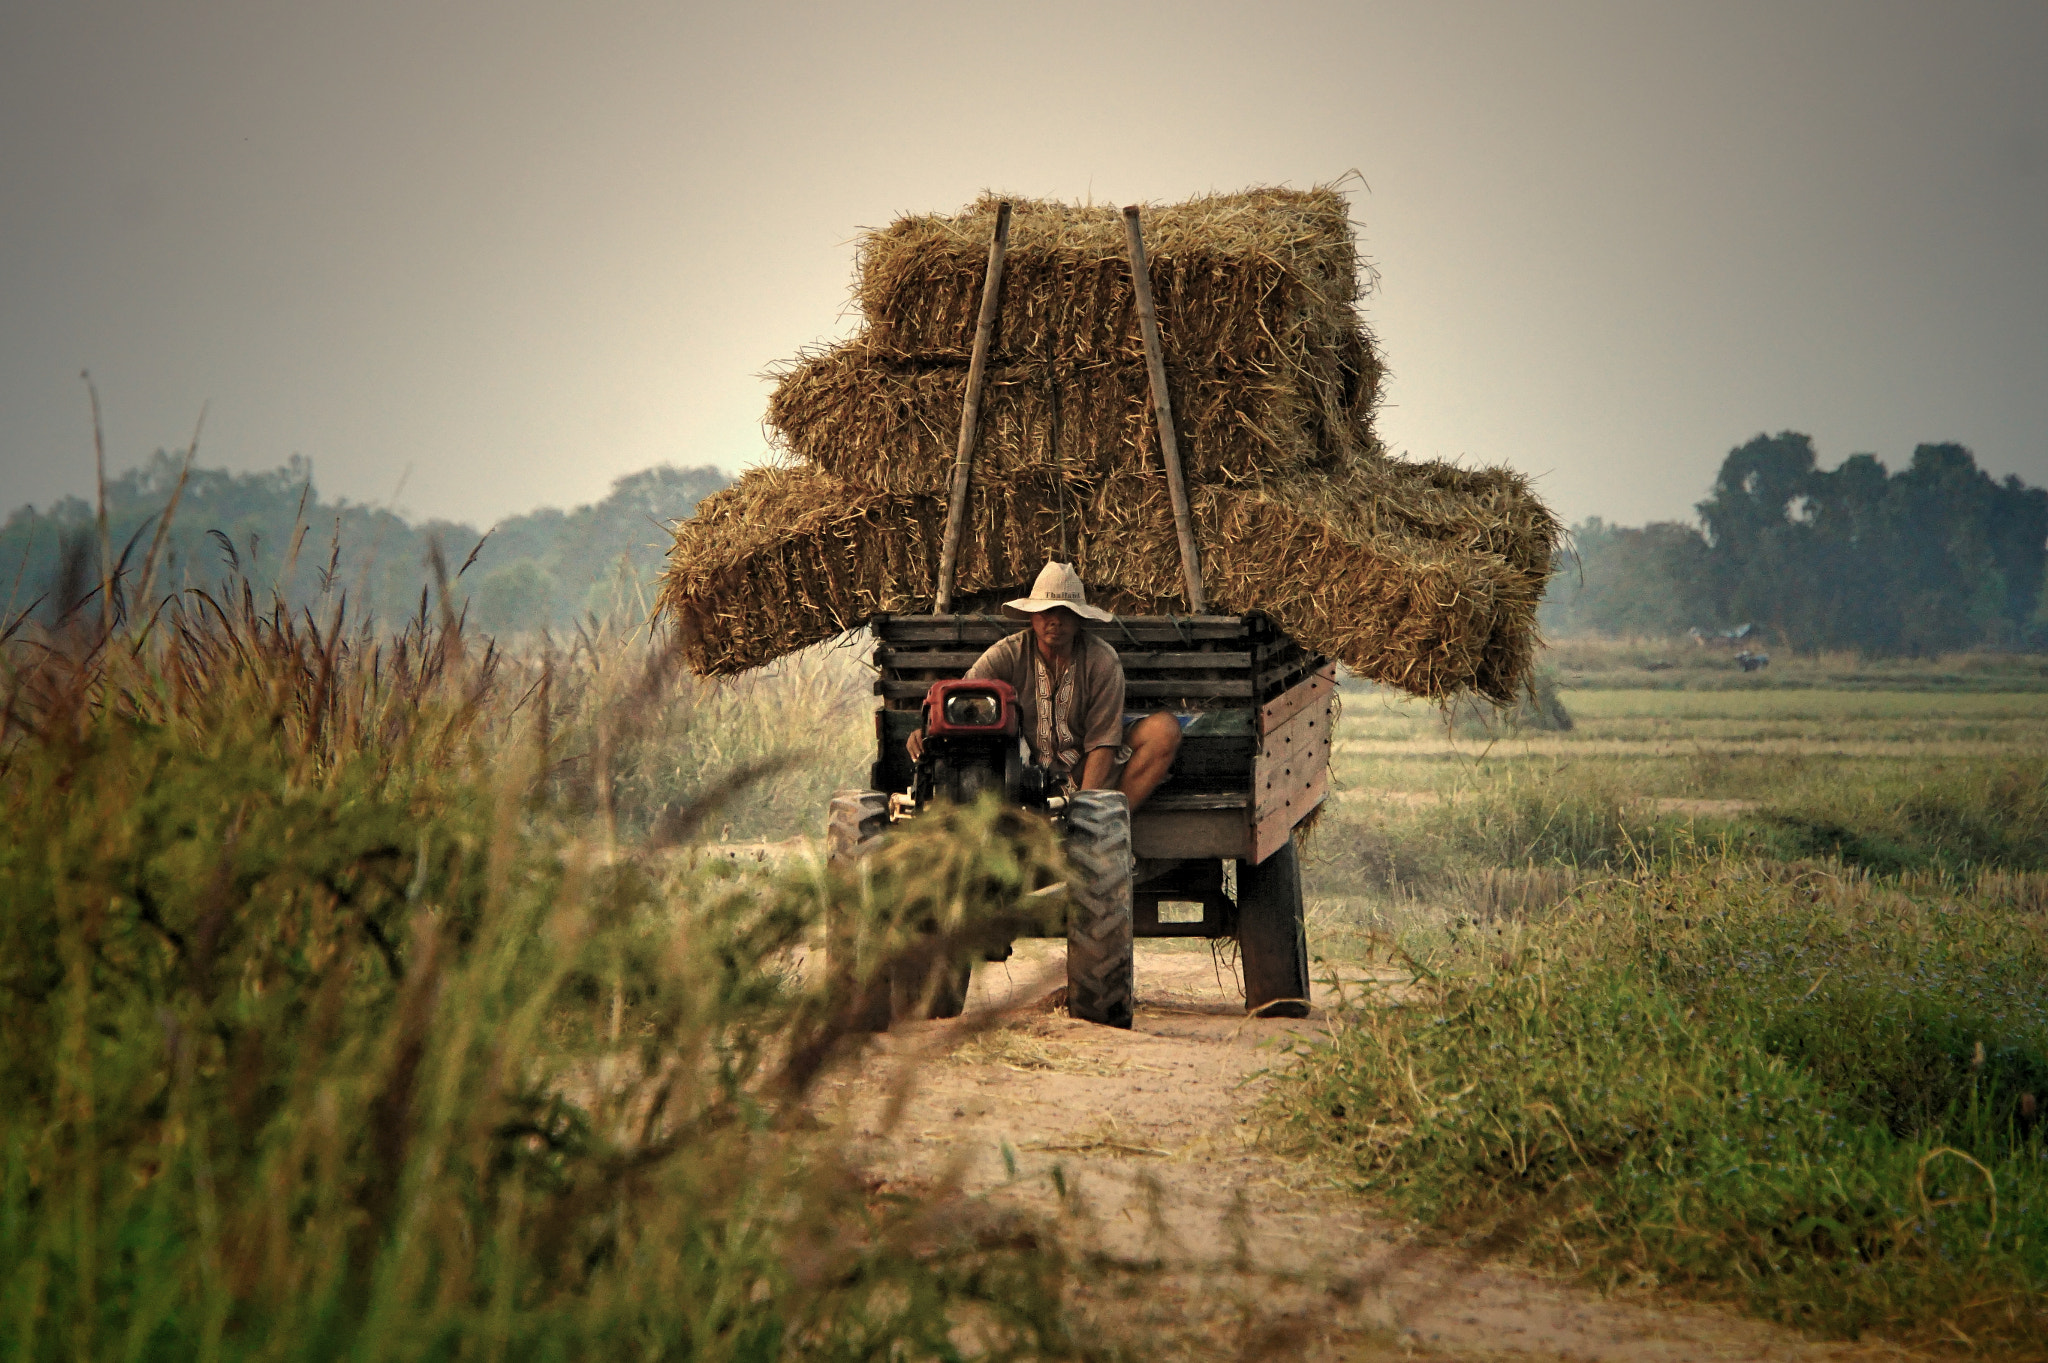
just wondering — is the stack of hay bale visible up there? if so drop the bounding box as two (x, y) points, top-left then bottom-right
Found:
(658, 187), (1559, 701)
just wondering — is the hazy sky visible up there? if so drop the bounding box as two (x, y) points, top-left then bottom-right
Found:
(4, 1), (2044, 531)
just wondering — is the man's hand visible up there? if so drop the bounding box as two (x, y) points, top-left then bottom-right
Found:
(906, 728), (924, 761)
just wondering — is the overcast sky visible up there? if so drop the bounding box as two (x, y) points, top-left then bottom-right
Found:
(3, 1), (2043, 532)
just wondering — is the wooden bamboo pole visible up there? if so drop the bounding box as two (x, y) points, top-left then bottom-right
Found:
(1123, 205), (1205, 613)
(934, 201), (1012, 614)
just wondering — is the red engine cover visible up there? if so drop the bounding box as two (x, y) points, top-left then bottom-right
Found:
(922, 678), (1020, 739)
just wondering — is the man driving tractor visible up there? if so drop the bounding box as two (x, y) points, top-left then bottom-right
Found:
(906, 562), (1183, 811)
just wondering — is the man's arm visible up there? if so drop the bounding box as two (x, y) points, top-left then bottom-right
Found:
(1079, 746), (1118, 790)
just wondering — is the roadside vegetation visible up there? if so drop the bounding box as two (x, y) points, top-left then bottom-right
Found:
(1286, 652), (2048, 1353)
(12, 457), (2048, 1356)
(1279, 859), (2048, 1351)
(0, 555), (1102, 1361)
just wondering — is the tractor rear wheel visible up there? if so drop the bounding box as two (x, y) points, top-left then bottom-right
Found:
(1063, 790), (1134, 1028)
(1238, 840), (1309, 1018)
(825, 790), (891, 1031)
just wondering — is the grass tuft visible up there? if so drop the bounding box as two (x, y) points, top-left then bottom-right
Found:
(1275, 859), (2048, 1352)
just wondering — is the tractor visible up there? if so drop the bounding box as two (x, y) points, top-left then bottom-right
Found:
(826, 605), (1334, 1028)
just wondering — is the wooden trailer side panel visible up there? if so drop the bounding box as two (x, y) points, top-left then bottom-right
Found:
(1250, 665), (1336, 864)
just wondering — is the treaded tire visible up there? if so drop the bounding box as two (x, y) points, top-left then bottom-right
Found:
(1063, 790), (1134, 1029)
(825, 790), (891, 1032)
(1238, 840), (1310, 1018)
(825, 789), (971, 1025)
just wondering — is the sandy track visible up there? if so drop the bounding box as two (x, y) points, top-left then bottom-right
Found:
(820, 942), (1912, 1362)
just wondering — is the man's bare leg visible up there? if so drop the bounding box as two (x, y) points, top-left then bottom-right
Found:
(1117, 712), (1182, 813)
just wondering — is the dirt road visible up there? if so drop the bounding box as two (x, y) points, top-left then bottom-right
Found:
(820, 942), (1910, 1362)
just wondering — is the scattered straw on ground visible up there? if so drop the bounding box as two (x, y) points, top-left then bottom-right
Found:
(947, 1025), (1134, 1078)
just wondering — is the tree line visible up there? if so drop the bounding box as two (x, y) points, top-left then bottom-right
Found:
(2, 450), (730, 635)
(22, 434), (2040, 655)
(1542, 433), (2048, 653)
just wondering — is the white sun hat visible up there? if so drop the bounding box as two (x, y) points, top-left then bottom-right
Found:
(1001, 561), (1114, 623)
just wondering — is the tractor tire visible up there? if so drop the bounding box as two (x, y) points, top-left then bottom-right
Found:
(1062, 790), (1134, 1029)
(825, 789), (970, 1025)
(825, 790), (891, 1032)
(1238, 840), (1310, 1018)
(826, 789), (889, 866)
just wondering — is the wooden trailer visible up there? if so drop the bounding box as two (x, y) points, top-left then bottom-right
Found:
(854, 609), (1335, 1020)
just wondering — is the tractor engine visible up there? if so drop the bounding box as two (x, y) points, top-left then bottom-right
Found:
(909, 678), (1054, 813)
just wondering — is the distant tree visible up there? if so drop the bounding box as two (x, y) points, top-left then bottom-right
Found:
(1543, 433), (2048, 654)
(1695, 432), (2047, 654)
(1696, 432), (1830, 643)
(1541, 518), (1713, 637)
(0, 454), (730, 639)
(467, 464), (728, 631)
(0, 450), (462, 629)
(469, 561), (560, 636)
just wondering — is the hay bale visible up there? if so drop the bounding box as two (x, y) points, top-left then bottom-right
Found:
(657, 184), (1561, 700)
(1267, 456), (1561, 580)
(1085, 474), (1548, 702)
(661, 466), (1549, 701)
(856, 188), (1373, 377)
(659, 465), (1102, 676)
(765, 341), (1368, 494)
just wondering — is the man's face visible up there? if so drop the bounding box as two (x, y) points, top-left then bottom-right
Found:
(1029, 607), (1081, 655)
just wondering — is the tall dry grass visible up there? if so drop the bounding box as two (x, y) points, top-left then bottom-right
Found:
(0, 556), (1108, 1361)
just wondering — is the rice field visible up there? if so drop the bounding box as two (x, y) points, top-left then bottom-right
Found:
(1332, 684), (2048, 804)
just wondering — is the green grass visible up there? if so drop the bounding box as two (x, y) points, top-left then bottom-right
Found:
(1291, 660), (2048, 1352)
(0, 581), (1107, 1362)
(1314, 682), (2048, 894)
(1275, 860), (2048, 1352)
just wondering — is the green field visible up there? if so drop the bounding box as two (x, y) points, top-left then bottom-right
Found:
(1541, 636), (2048, 693)
(1338, 685), (2048, 786)
(1303, 677), (2048, 908)
(1287, 661), (2048, 1354)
